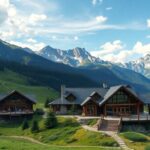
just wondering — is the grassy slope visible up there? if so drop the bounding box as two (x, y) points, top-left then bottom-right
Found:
(120, 132), (150, 150)
(0, 69), (59, 107)
(0, 137), (119, 150)
(0, 117), (118, 148)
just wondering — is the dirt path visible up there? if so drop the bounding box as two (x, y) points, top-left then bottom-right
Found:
(82, 125), (132, 150)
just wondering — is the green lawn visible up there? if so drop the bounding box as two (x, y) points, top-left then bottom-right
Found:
(120, 132), (150, 150)
(0, 137), (119, 150)
(0, 117), (118, 148)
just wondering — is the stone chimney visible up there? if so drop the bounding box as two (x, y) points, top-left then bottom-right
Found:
(61, 85), (65, 104)
(102, 83), (108, 89)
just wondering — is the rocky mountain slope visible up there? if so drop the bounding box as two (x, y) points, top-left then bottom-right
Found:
(118, 54), (150, 78)
(38, 46), (107, 67)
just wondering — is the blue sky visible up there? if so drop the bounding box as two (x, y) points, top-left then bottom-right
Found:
(0, 0), (150, 62)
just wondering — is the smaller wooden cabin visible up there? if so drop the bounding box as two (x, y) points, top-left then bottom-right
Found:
(0, 90), (36, 116)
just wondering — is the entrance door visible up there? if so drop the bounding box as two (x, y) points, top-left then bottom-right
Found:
(87, 105), (97, 116)
(113, 106), (129, 116)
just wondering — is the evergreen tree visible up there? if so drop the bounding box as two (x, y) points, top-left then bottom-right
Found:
(31, 120), (39, 133)
(22, 118), (29, 130)
(44, 111), (57, 129)
(44, 98), (50, 108)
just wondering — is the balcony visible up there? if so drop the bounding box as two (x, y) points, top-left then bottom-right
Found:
(0, 110), (34, 116)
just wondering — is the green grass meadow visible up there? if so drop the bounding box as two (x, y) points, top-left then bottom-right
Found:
(0, 69), (59, 107)
(120, 132), (150, 150)
(0, 117), (118, 148)
(0, 137), (120, 150)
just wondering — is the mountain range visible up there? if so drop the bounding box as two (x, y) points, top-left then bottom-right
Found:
(38, 45), (150, 80)
(118, 54), (150, 79)
(0, 39), (150, 99)
(37, 46), (106, 67)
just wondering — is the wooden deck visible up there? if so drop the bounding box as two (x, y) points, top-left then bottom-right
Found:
(0, 111), (34, 116)
(102, 114), (150, 121)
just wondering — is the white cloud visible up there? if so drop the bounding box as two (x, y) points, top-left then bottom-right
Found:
(92, 0), (103, 5)
(29, 14), (47, 25)
(91, 41), (150, 63)
(52, 35), (57, 40)
(147, 19), (150, 28)
(27, 38), (37, 43)
(74, 36), (79, 41)
(146, 35), (150, 38)
(92, 40), (124, 56)
(10, 40), (45, 51)
(96, 16), (107, 22)
(106, 7), (112, 10)
(133, 41), (150, 54)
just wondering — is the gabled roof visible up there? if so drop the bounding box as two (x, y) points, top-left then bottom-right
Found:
(81, 91), (102, 106)
(99, 85), (144, 106)
(50, 98), (76, 105)
(0, 90), (36, 104)
(50, 84), (146, 106)
(50, 87), (108, 105)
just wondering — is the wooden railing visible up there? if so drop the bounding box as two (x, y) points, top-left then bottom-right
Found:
(0, 111), (34, 115)
(122, 114), (150, 121)
(117, 117), (122, 133)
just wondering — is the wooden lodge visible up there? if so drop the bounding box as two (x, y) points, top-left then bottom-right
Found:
(49, 85), (149, 118)
(0, 90), (36, 117)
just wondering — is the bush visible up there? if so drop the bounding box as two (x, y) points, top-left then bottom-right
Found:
(22, 119), (29, 130)
(35, 108), (44, 115)
(65, 137), (77, 143)
(100, 139), (118, 147)
(87, 119), (98, 126)
(145, 144), (150, 150)
(31, 120), (39, 133)
(63, 118), (80, 127)
(44, 111), (57, 129)
(44, 98), (50, 108)
(122, 132), (148, 142)
(48, 135), (58, 141)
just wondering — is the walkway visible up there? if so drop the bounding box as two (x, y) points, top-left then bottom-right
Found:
(82, 125), (132, 150)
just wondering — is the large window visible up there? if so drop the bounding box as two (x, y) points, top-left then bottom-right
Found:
(107, 90), (129, 104)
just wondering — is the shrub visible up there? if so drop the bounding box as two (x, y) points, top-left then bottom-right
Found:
(31, 120), (39, 133)
(100, 139), (118, 147)
(22, 119), (29, 130)
(48, 135), (58, 141)
(65, 137), (77, 143)
(87, 119), (98, 126)
(63, 118), (79, 127)
(35, 108), (44, 115)
(122, 132), (148, 142)
(145, 144), (150, 150)
(44, 98), (50, 108)
(44, 111), (57, 129)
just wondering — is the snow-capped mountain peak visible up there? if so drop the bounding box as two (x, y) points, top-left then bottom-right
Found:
(37, 46), (104, 67)
(118, 54), (150, 78)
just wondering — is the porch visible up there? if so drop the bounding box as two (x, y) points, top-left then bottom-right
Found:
(101, 113), (150, 121)
(0, 111), (34, 116)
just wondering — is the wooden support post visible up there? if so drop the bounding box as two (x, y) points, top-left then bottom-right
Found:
(104, 105), (106, 117)
(137, 102), (140, 121)
(148, 104), (150, 115)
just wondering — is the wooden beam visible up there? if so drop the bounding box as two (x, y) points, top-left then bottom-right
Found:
(137, 102), (140, 120)
(104, 104), (106, 117)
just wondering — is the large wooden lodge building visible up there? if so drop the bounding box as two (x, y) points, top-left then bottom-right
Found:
(50, 85), (150, 117)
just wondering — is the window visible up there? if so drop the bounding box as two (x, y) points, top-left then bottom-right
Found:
(107, 90), (129, 104)
(65, 93), (76, 101)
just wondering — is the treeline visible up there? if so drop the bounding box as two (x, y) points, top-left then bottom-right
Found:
(0, 59), (97, 90)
